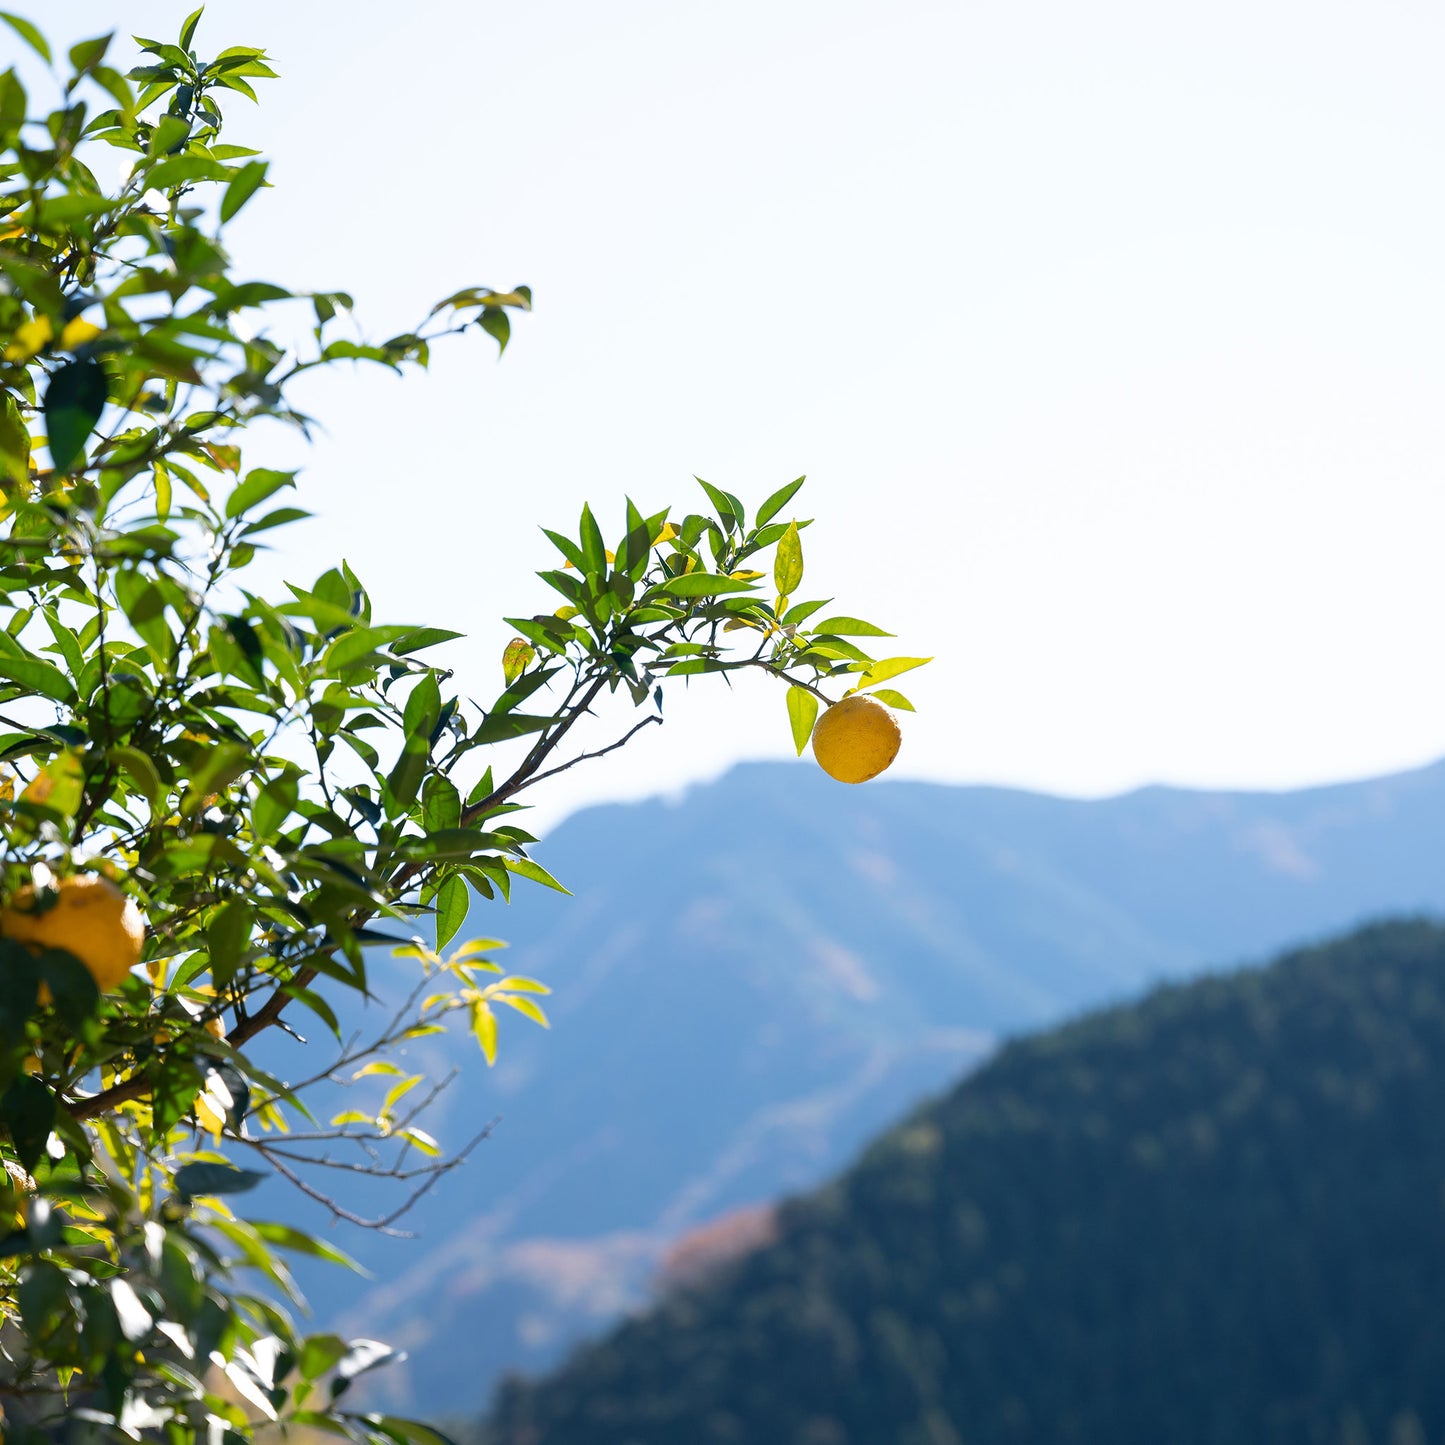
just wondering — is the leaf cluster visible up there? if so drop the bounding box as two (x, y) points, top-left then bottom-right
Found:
(0, 8), (926, 1442)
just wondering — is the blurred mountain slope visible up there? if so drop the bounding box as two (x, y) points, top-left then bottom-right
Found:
(278, 757), (1445, 1414)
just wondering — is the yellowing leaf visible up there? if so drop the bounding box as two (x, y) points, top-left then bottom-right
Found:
(471, 999), (498, 1064)
(194, 1089), (226, 1142)
(854, 656), (932, 688)
(652, 521), (678, 544)
(21, 751), (84, 819)
(498, 993), (549, 1028)
(728, 569), (765, 581)
(774, 520), (803, 596)
(866, 687), (916, 712)
(3, 314), (53, 362)
(786, 686), (820, 756)
(58, 317), (102, 350)
(502, 636), (535, 684)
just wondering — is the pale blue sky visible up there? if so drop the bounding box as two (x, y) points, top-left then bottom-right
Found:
(35, 1), (1445, 821)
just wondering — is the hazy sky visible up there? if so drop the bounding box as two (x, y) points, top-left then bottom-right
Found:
(38, 1), (1445, 822)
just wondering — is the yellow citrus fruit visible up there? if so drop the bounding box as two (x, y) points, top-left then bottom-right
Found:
(811, 694), (902, 784)
(1, 874), (146, 994)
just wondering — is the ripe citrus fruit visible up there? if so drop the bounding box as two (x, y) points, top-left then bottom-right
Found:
(811, 694), (902, 784)
(1, 873), (146, 994)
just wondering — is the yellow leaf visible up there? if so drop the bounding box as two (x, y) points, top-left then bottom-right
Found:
(471, 999), (498, 1064)
(194, 1090), (226, 1142)
(652, 521), (678, 545)
(3, 314), (53, 362)
(728, 569), (765, 581)
(774, 520), (804, 596)
(58, 317), (102, 350)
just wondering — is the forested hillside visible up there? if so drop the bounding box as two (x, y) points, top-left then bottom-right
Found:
(296, 758), (1445, 1414)
(476, 919), (1445, 1445)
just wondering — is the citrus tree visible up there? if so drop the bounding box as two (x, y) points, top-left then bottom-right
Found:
(0, 10), (926, 1442)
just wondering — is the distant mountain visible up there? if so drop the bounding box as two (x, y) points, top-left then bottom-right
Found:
(275, 758), (1445, 1417)
(474, 918), (1445, 1445)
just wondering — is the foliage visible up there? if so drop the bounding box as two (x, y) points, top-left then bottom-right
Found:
(0, 9), (922, 1442)
(477, 919), (1445, 1445)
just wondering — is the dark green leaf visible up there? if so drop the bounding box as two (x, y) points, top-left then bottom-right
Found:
(43, 359), (107, 474)
(173, 1161), (265, 1199)
(1, 1076), (54, 1172)
(578, 503), (606, 576)
(479, 306), (510, 353)
(220, 159), (268, 222)
(39, 948), (100, 1029)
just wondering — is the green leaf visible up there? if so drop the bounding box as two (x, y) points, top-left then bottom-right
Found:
(173, 1162), (266, 1199)
(220, 159), (268, 222)
(225, 466), (294, 518)
(659, 573), (757, 599)
(0, 13), (51, 63)
(298, 1333), (351, 1381)
(39, 948), (100, 1029)
(43, 358), (107, 474)
(253, 772), (298, 838)
(755, 475), (805, 527)
(180, 741), (251, 816)
(324, 625), (413, 670)
(435, 875), (469, 950)
(855, 655), (933, 688)
(696, 477), (741, 531)
(178, 6), (205, 50)
(774, 520), (804, 597)
(786, 686), (819, 756)
(867, 687), (915, 712)
(251, 1221), (364, 1272)
(207, 899), (254, 983)
(374, 1417), (465, 1445)
(578, 503), (606, 576)
(479, 306), (510, 353)
(811, 616), (894, 638)
(110, 746), (164, 805)
(0, 391), (30, 486)
(1, 1076), (54, 1172)
(541, 528), (587, 570)
(0, 655), (76, 704)
(504, 857), (570, 894)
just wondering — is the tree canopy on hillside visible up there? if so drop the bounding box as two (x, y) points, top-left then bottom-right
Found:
(479, 919), (1445, 1445)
